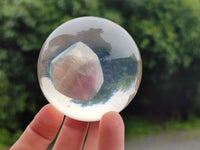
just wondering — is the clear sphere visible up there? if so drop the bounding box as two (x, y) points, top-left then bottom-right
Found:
(37, 16), (142, 121)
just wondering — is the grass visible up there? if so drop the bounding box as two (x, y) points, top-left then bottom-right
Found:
(124, 115), (200, 139)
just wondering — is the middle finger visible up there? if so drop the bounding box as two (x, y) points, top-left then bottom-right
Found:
(53, 117), (89, 150)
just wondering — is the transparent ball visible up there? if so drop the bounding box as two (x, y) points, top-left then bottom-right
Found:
(37, 16), (142, 121)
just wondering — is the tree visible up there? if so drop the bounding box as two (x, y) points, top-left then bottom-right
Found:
(121, 0), (200, 117)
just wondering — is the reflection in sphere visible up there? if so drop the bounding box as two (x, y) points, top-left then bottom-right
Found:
(37, 16), (142, 121)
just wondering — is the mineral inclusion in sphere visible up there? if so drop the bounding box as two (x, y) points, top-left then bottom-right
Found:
(50, 41), (104, 101)
(37, 16), (142, 121)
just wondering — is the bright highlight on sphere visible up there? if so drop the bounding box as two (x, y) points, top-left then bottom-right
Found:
(37, 16), (142, 121)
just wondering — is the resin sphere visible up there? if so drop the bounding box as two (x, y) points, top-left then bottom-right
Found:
(37, 16), (142, 121)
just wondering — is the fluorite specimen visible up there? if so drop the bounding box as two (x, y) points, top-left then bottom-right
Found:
(49, 41), (104, 101)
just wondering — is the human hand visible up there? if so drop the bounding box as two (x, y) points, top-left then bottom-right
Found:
(10, 104), (124, 150)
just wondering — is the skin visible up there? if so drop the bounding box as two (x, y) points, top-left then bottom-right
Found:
(10, 104), (124, 150)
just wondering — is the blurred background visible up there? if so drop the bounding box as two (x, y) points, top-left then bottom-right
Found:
(0, 0), (200, 149)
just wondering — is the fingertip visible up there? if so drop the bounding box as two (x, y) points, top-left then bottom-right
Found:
(29, 104), (64, 140)
(63, 117), (89, 131)
(101, 111), (124, 130)
(40, 104), (64, 124)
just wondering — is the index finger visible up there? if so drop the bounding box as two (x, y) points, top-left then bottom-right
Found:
(10, 104), (64, 150)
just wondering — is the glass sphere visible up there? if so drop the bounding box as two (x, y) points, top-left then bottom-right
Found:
(37, 16), (142, 121)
